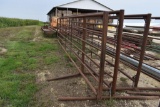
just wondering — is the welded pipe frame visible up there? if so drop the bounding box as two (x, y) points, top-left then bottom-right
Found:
(56, 11), (124, 100)
(54, 11), (160, 101)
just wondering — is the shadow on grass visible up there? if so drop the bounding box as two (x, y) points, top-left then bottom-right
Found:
(43, 32), (57, 38)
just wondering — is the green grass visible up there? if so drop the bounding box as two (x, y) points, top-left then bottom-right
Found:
(44, 56), (59, 65)
(0, 17), (43, 28)
(66, 63), (74, 67)
(105, 99), (115, 107)
(64, 53), (77, 62)
(37, 42), (58, 52)
(0, 26), (59, 107)
(0, 41), (39, 106)
(120, 77), (127, 83)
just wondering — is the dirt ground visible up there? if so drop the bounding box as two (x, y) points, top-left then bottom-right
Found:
(33, 33), (160, 107)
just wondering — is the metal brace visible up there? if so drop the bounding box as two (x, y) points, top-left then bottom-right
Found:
(109, 82), (112, 99)
(132, 74), (137, 87)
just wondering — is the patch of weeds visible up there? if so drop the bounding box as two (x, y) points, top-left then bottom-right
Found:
(0, 26), (60, 106)
(44, 56), (59, 65)
(0, 100), (6, 107)
(37, 42), (58, 52)
(0, 45), (36, 107)
(44, 32), (57, 38)
(52, 33), (57, 38)
(120, 77), (127, 83)
(73, 40), (82, 49)
(0, 57), (5, 66)
(0, 57), (22, 71)
(105, 98), (115, 107)
(0, 72), (37, 107)
(85, 48), (91, 54)
(64, 53), (77, 62)
(64, 54), (70, 61)
(21, 58), (37, 70)
(10, 29), (34, 41)
(6, 41), (35, 52)
(66, 62), (74, 67)
(28, 50), (37, 57)
(0, 35), (39, 106)
(28, 58), (37, 64)
(27, 64), (37, 70)
(70, 54), (77, 62)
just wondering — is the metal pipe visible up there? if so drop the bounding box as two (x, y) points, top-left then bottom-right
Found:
(102, 87), (160, 91)
(97, 12), (109, 100)
(111, 10), (124, 95)
(81, 17), (86, 72)
(58, 95), (159, 101)
(58, 39), (97, 95)
(58, 33), (100, 83)
(90, 40), (160, 81)
(47, 73), (80, 81)
(127, 91), (160, 96)
(120, 54), (160, 79)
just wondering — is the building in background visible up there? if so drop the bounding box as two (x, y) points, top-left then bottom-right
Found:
(47, 0), (113, 27)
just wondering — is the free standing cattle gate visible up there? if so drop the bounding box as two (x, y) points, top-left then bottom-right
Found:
(47, 10), (160, 101)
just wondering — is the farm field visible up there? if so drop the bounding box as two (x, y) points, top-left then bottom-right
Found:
(0, 17), (43, 28)
(0, 26), (159, 107)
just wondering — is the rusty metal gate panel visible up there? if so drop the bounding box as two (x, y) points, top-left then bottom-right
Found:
(47, 10), (160, 101)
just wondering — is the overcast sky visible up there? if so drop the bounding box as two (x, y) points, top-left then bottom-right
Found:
(0, 0), (160, 22)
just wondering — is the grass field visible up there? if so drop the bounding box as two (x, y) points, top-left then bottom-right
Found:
(0, 26), (59, 107)
(0, 17), (43, 28)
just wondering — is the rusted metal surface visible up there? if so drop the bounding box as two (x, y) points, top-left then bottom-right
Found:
(81, 17), (86, 73)
(48, 10), (160, 101)
(151, 17), (160, 19)
(127, 91), (160, 96)
(58, 96), (159, 101)
(134, 14), (151, 87)
(58, 39), (97, 95)
(47, 73), (80, 81)
(97, 12), (109, 100)
(111, 10), (124, 96)
(41, 26), (57, 35)
(102, 87), (160, 91)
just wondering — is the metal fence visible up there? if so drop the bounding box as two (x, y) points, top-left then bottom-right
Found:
(47, 10), (160, 101)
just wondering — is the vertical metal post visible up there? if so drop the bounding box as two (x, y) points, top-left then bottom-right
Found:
(134, 14), (151, 87)
(111, 10), (124, 96)
(64, 19), (67, 49)
(56, 8), (58, 17)
(59, 18), (62, 43)
(81, 17), (86, 72)
(71, 18), (73, 49)
(91, 34), (93, 58)
(60, 18), (61, 33)
(69, 18), (72, 54)
(56, 18), (59, 37)
(77, 9), (78, 15)
(97, 12), (109, 100)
